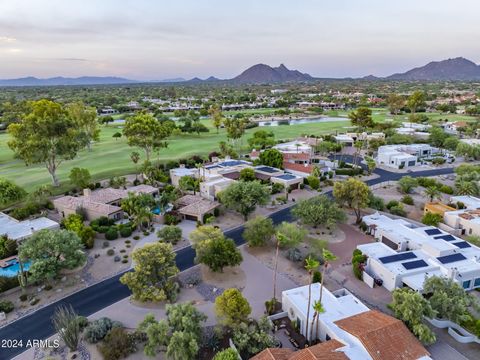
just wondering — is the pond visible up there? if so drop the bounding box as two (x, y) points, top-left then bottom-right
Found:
(257, 116), (347, 127)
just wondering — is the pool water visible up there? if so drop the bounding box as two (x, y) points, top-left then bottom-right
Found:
(0, 259), (30, 277)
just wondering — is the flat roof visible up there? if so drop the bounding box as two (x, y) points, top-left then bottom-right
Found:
(0, 213), (59, 241)
(256, 166), (280, 174)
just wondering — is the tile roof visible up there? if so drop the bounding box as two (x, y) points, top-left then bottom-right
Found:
(334, 310), (429, 360)
(251, 340), (347, 360)
(283, 162), (313, 174)
(250, 348), (293, 360)
(178, 199), (219, 217)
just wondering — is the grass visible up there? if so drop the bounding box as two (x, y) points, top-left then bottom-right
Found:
(0, 107), (475, 193)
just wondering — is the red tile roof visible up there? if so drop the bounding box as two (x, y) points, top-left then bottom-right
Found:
(251, 340), (348, 360)
(283, 162), (313, 174)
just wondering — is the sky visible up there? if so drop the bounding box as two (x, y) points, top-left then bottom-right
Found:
(0, 0), (479, 80)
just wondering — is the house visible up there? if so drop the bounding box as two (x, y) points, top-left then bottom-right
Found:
(0, 212), (59, 242)
(443, 195), (480, 237)
(53, 185), (158, 221)
(333, 134), (354, 147)
(276, 284), (430, 359)
(169, 166), (200, 187)
(175, 195), (219, 223)
(424, 202), (455, 216)
(376, 144), (442, 169)
(444, 121), (468, 134)
(395, 127), (430, 139)
(360, 213), (480, 292)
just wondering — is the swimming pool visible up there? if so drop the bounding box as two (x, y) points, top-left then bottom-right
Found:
(0, 259), (30, 277)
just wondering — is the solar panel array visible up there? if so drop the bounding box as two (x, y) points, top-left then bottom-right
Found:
(425, 228), (442, 236)
(433, 234), (456, 241)
(256, 166), (278, 173)
(379, 252), (417, 264)
(452, 241), (472, 249)
(402, 259), (429, 270)
(437, 253), (467, 264)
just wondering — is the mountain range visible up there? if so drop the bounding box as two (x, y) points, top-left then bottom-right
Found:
(1, 57), (480, 86)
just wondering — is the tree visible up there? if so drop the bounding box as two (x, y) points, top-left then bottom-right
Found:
(239, 167), (256, 181)
(123, 113), (171, 161)
(7, 99), (87, 186)
(120, 242), (179, 302)
(223, 117), (246, 154)
(248, 130), (275, 150)
(191, 226), (242, 272)
(455, 179), (480, 196)
(130, 151), (141, 180)
(112, 131), (122, 140)
(293, 195), (346, 229)
(0, 178), (26, 207)
(157, 225), (182, 244)
(272, 222), (306, 300)
(333, 178), (371, 223)
(348, 107), (373, 130)
(407, 91), (426, 120)
(428, 127), (448, 148)
(18, 229), (86, 284)
(0, 235), (17, 259)
(304, 256), (320, 344)
(423, 276), (478, 324)
(306, 175), (320, 190)
(121, 192), (156, 230)
(390, 288), (436, 345)
(69, 167), (91, 189)
(62, 213), (95, 249)
(365, 156), (376, 175)
(424, 186), (442, 202)
(167, 331), (199, 360)
(209, 105), (224, 134)
(386, 93), (405, 115)
(218, 181), (270, 220)
(421, 212), (442, 226)
(165, 302), (207, 338)
(258, 148), (283, 169)
(232, 316), (276, 358)
(213, 348), (239, 360)
(52, 305), (80, 352)
(456, 142), (479, 161)
(137, 314), (169, 356)
(215, 288), (251, 326)
(178, 175), (200, 195)
(397, 176), (418, 194)
(243, 216), (275, 247)
(66, 101), (99, 151)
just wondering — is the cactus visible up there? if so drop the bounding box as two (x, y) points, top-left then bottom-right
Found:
(17, 260), (28, 293)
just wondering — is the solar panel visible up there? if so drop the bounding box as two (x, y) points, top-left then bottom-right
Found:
(402, 259), (429, 270)
(425, 228), (442, 236)
(452, 241), (472, 249)
(256, 166), (278, 173)
(379, 252), (417, 264)
(437, 253), (467, 264)
(433, 234), (456, 241)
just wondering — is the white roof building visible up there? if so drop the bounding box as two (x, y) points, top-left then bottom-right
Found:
(460, 138), (480, 146)
(0, 212), (59, 241)
(360, 213), (480, 292)
(273, 140), (313, 154)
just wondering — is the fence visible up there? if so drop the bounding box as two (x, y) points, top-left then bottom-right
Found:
(368, 181), (397, 190)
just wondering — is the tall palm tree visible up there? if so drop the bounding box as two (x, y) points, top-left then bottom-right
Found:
(304, 256), (320, 344)
(134, 206), (153, 230)
(424, 186), (442, 203)
(311, 300), (325, 344)
(456, 180), (480, 196)
(318, 249), (337, 314)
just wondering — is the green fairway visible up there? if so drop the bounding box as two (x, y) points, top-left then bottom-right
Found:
(0, 118), (351, 192)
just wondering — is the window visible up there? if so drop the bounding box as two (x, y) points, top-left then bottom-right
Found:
(474, 278), (480, 288)
(463, 280), (471, 289)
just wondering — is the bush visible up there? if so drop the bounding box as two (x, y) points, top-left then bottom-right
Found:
(271, 182), (284, 194)
(19, 294), (28, 302)
(76, 316), (89, 330)
(0, 236), (18, 259)
(98, 327), (136, 360)
(432, 157), (446, 165)
(439, 184), (454, 194)
(352, 250), (367, 280)
(44, 284), (53, 291)
(368, 195), (385, 211)
(0, 300), (14, 313)
(164, 213), (179, 225)
(417, 177), (437, 188)
(133, 235), (140, 240)
(157, 225), (182, 244)
(107, 249), (115, 256)
(422, 212), (442, 226)
(97, 226), (110, 234)
(390, 204), (407, 217)
(103, 241), (110, 248)
(84, 317), (121, 344)
(306, 175), (320, 190)
(276, 196), (287, 204)
(359, 221), (368, 232)
(119, 226), (132, 238)
(401, 195), (414, 205)
(286, 248), (302, 262)
(265, 298), (278, 315)
(213, 207), (220, 217)
(312, 271), (322, 283)
(0, 276), (19, 293)
(105, 228), (119, 241)
(386, 200), (399, 210)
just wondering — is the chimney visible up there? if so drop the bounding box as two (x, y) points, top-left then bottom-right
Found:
(83, 188), (92, 197)
(179, 164), (186, 169)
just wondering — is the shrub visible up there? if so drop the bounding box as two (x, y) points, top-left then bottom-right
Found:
(84, 317), (121, 344)
(417, 177), (437, 188)
(401, 195), (414, 205)
(386, 200), (399, 210)
(271, 182), (284, 194)
(422, 212), (442, 226)
(312, 271), (322, 283)
(44, 284), (53, 291)
(276, 196), (287, 204)
(0, 276), (19, 293)
(105, 228), (119, 241)
(133, 235), (140, 240)
(306, 175), (320, 190)
(368, 195), (385, 211)
(432, 157), (446, 165)
(103, 241), (110, 248)
(213, 207), (220, 217)
(0, 300), (14, 313)
(19, 294), (28, 302)
(390, 205), (407, 217)
(439, 184), (454, 194)
(164, 213), (179, 225)
(119, 226), (132, 238)
(286, 248), (302, 262)
(97, 226), (110, 234)
(359, 221), (368, 232)
(157, 225), (182, 244)
(76, 316), (89, 330)
(107, 249), (115, 256)
(30, 298), (40, 306)
(0, 236), (18, 259)
(352, 250), (367, 280)
(265, 298), (278, 315)
(98, 327), (136, 360)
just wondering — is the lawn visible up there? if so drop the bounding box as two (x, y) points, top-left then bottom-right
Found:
(0, 118), (351, 192)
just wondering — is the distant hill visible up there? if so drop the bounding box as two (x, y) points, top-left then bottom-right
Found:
(231, 63), (313, 84)
(154, 77), (186, 83)
(386, 57), (480, 81)
(0, 76), (136, 86)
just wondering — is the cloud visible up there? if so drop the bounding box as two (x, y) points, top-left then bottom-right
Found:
(56, 57), (88, 62)
(0, 36), (16, 43)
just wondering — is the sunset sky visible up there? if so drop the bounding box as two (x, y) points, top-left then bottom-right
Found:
(0, 0), (479, 80)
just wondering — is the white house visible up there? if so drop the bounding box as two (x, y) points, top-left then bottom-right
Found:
(0, 212), (59, 242)
(360, 213), (480, 292)
(376, 144), (441, 169)
(281, 284), (430, 360)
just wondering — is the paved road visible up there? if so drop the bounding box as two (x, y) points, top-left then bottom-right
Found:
(0, 165), (455, 359)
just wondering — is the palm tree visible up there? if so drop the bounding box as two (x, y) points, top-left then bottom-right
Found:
(134, 206), (153, 230)
(130, 151), (140, 180)
(304, 256), (319, 344)
(456, 180), (480, 196)
(424, 186), (442, 203)
(318, 249), (337, 314)
(311, 300), (325, 343)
